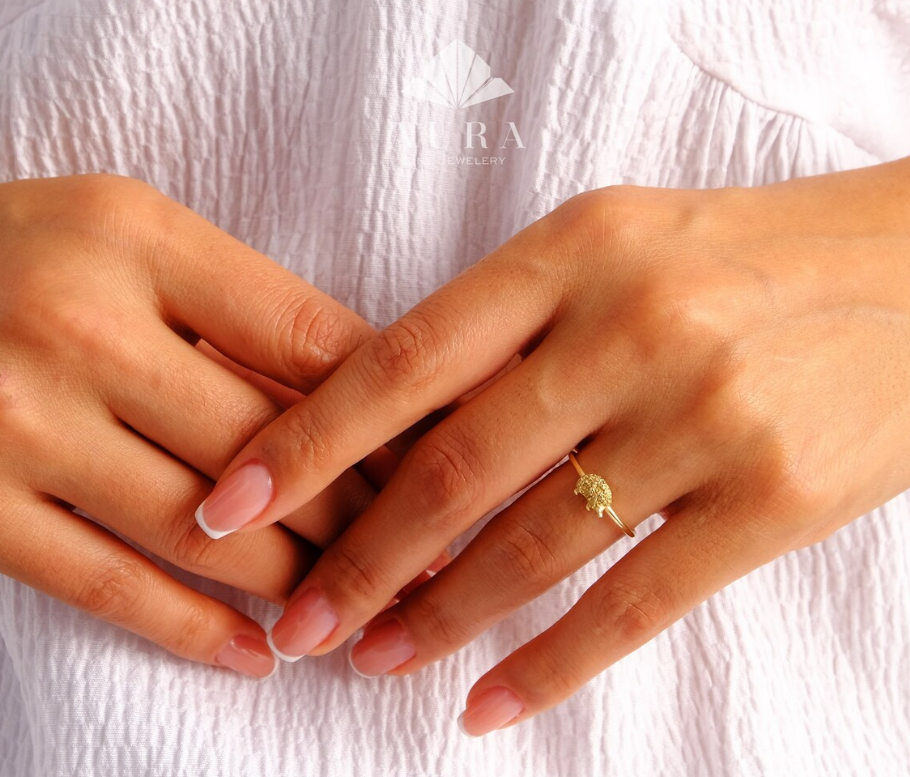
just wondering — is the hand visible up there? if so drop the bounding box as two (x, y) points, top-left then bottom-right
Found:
(0, 173), (385, 677)
(200, 158), (910, 726)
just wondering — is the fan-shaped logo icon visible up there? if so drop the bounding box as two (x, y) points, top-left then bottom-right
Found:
(404, 39), (513, 109)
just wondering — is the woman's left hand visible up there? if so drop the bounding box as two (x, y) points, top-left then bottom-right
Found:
(197, 158), (910, 733)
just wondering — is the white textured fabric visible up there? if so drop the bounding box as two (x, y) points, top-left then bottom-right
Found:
(1, 1), (910, 775)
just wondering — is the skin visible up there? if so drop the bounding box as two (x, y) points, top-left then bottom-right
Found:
(0, 173), (397, 675)
(208, 157), (910, 728)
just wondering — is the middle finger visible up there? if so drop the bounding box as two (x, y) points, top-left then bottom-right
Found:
(267, 336), (632, 660)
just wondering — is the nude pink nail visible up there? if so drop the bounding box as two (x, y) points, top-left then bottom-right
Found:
(457, 687), (524, 736)
(195, 461), (273, 539)
(215, 634), (276, 679)
(348, 619), (416, 676)
(268, 588), (340, 662)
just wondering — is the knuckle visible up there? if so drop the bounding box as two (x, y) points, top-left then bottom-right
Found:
(328, 544), (389, 602)
(67, 175), (184, 268)
(262, 401), (333, 475)
(774, 463), (827, 522)
(65, 174), (160, 234)
(365, 310), (446, 397)
(0, 180), (36, 237)
(625, 276), (730, 374)
(554, 186), (642, 250)
(493, 518), (562, 589)
(78, 556), (148, 623)
(524, 644), (578, 701)
(72, 171), (148, 200)
(406, 591), (469, 648)
(165, 600), (213, 659)
(0, 173), (159, 254)
(687, 369), (756, 458)
(0, 369), (40, 452)
(280, 293), (358, 388)
(738, 438), (828, 543)
(229, 402), (281, 454)
(405, 426), (482, 526)
(589, 577), (668, 643)
(207, 397), (281, 466)
(47, 299), (125, 361)
(166, 516), (225, 575)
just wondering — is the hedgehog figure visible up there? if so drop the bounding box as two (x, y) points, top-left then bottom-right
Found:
(573, 473), (613, 518)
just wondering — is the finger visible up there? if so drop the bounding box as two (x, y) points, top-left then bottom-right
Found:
(197, 336), (396, 505)
(456, 497), (796, 736)
(194, 210), (575, 537)
(26, 406), (314, 604)
(347, 428), (701, 676)
(195, 338), (307, 409)
(0, 491), (278, 678)
(353, 444), (401, 492)
(104, 323), (376, 546)
(277, 467), (376, 547)
(154, 202), (374, 393)
(265, 341), (622, 661)
(105, 320), (286, 476)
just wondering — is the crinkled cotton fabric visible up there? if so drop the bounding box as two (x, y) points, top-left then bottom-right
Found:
(1, 1), (909, 775)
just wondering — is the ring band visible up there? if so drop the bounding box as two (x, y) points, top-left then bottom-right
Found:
(568, 449), (635, 538)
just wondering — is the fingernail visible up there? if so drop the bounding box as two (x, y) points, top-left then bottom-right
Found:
(268, 587), (340, 662)
(425, 551), (450, 576)
(348, 618), (416, 676)
(195, 461), (273, 539)
(457, 687), (524, 737)
(215, 634), (276, 679)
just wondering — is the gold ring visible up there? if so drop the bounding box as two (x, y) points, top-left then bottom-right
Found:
(568, 449), (635, 538)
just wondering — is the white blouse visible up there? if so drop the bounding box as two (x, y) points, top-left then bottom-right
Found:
(1, 0), (909, 775)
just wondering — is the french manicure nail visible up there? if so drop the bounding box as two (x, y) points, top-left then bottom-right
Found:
(195, 461), (273, 539)
(457, 687), (524, 737)
(268, 587), (340, 662)
(348, 618), (416, 676)
(215, 634), (276, 679)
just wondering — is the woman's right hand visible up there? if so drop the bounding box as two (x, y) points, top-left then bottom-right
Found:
(0, 173), (378, 677)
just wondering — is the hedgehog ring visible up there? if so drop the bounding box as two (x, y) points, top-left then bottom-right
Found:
(567, 449), (635, 538)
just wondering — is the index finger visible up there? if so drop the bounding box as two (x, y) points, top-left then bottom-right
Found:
(193, 207), (576, 539)
(154, 194), (375, 394)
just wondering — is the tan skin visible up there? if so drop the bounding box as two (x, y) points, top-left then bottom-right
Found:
(2, 161), (908, 721)
(0, 173), (450, 677)
(205, 157), (910, 731)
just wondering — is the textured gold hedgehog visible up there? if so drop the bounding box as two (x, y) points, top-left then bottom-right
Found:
(573, 473), (613, 518)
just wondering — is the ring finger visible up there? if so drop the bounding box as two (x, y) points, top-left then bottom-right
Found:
(26, 404), (315, 604)
(104, 322), (376, 546)
(347, 428), (703, 676)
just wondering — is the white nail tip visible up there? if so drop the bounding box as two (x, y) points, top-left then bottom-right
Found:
(347, 652), (373, 679)
(456, 712), (476, 737)
(266, 631), (304, 663)
(195, 504), (236, 540)
(347, 629), (374, 678)
(264, 660), (280, 679)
